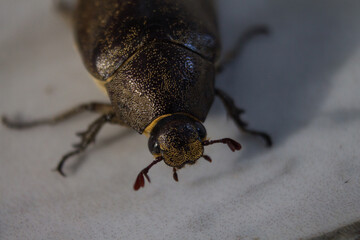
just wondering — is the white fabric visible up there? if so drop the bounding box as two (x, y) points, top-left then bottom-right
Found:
(1, 0), (359, 239)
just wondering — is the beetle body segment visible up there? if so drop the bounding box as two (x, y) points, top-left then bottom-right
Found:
(74, 0), (220, 133)
(106, 41), (215, 132)
(74, 0), (220, 80)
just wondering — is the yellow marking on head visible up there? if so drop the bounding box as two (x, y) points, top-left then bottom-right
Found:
(143, 113), (202, 137)
(143, 114), (173, 137)
(152, 153), (162, 158)
(92, 75), (114, 96)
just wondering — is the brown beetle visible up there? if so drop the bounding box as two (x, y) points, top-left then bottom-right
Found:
(2, 0), (271, 190)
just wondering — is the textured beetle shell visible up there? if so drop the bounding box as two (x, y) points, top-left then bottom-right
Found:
(74, 0), (220, 80)
(106, 41), (215, 132)
(155, 116), (204, 168)
(74, 0), (220, 133)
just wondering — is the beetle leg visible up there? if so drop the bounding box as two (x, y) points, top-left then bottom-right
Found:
(54, 113), (115, 176)
(215, 88), (272, 147)
(215, 25), (269, 73)
(2, 102), (114, 129)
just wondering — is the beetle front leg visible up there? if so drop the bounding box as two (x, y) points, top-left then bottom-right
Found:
(55, 113), (115, 176)
(216, 25), (269, 73)
(2, 102), (114, 129)
(215, 88), (272, 147)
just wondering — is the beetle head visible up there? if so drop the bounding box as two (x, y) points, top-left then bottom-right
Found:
(148, 115), (206, 168)
(133, 114), (242, 190)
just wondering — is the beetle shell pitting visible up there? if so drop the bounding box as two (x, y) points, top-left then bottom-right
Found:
(157, 119), (204, 168)
(74, 0), (220, 80)
(105, 42), (215, 133)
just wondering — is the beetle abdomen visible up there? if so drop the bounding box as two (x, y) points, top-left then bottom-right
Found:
(74, 0), (220, 80)
(105, 41), (215, 133)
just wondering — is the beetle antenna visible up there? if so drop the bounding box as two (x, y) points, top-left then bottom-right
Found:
(202, 138), (242, 152)
(134, 156), (164, 191)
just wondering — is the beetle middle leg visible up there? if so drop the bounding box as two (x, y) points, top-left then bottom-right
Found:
(215, 88), (272, 147)
(216, 25), (269, 73)
(55, 113), (116, 176)
(2, 102), (113, 129)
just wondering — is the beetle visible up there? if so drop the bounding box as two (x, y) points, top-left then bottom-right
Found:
(2, 0), (272, 190)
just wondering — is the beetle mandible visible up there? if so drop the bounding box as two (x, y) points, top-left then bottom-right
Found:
(2, 0), (272, 190)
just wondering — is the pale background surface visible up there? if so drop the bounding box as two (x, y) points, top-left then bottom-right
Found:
(1, 0), (360, 239)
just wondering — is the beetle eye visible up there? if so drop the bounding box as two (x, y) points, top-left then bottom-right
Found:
(194, 121), (206, 139)
(152, 141), (160, 154)
(148, 135), (160, 154)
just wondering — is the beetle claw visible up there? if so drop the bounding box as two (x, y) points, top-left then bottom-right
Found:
(1, 115), (32, 129)
(52, 167), (67, 177)
(2, 115), (19, 128)
(2, 116), (9, 126)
